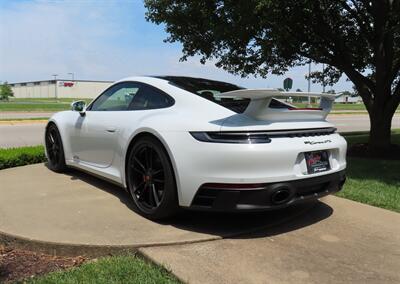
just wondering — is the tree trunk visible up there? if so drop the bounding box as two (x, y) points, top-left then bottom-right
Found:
(368, 105), (393, 155)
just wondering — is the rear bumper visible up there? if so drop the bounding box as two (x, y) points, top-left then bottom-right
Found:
(161, 131), (347, 207)
(190, 170), (346, 212)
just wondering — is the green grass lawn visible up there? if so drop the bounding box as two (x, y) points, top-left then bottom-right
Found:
(0, 102), (70, 111)
(292, 102), (400, 112)
(332, 104), (367, 110)
(292, 102), (367, 110)
(338, 158), (400, 212)
(0, 98), (93, 111)
(343, 129), (400, 145)
(9, 97), (93, 103)
(338, 129), (400, 212)
(28, 255), (179, 284)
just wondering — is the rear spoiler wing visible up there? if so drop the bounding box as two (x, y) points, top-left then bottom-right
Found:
(218, 89), (336, 121)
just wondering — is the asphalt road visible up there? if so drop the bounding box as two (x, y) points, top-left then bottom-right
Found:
(0, 111), (55, 119)
(0, 114), (399, 148)
(0, 123), (45, 148)
(331, 114), (400, 132)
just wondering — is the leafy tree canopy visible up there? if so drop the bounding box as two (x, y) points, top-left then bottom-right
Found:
(145, 0), (400, 152)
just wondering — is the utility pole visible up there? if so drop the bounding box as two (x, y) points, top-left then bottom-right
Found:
(52, 74), (58, 100)
(307, 61), (311, 107)
(68, 72), (74, 82)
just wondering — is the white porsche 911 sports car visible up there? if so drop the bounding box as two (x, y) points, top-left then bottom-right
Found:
(45, 76), (346, 219)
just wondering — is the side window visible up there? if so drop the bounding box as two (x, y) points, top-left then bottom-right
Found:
(129, 85), (173, 110)
(90, 82), (139, 111)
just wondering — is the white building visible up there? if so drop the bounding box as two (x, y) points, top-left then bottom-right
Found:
(9, 79), (113, 99)
(334, 93), (362, 104)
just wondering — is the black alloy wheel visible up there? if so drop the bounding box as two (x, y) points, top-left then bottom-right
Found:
(127, 136), (178, 220)
(45, 124), (67, 172)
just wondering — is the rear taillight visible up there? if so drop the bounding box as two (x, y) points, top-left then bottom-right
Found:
(190, 132), (271, 144)
(190, 128), (336, 144)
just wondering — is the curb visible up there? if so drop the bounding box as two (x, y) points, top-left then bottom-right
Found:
(0, 230), (137, 257)
(0, 120), (48, 125)
(0, 229), (221, 257)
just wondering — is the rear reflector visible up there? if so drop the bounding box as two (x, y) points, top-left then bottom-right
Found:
(202, 183), (266, 190)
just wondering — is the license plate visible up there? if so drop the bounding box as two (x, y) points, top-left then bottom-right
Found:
(304, 151), (330, 174)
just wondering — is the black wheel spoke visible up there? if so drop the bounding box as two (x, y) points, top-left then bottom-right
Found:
(132, 165), (145, 175)
(134, 181), (145, 193)
(137, 184), (148, 201)
(145, 183), (154, 206)
(53, 150), (58, 161)
(49, 134), (54, 144)
(151, 184), (161, 206)
(152, 169), (164, 176)
(134, 157), (146, 172)
(144, 147), (152, 169)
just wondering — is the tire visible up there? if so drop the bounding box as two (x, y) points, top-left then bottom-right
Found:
(126, 136), (179, 220)
(45, 123), (67, 173)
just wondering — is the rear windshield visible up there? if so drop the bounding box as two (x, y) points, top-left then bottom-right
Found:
(155, 76), (251, 113)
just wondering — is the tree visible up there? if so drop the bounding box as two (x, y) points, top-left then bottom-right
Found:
(341, 91), (353, 97)
(0, 82), (14, 101)
(145, 0), (400, 154)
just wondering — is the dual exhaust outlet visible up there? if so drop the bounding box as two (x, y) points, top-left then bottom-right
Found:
(270, 184), (294, 205)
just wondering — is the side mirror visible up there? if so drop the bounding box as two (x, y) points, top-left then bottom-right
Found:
(71, 100), (86, 116)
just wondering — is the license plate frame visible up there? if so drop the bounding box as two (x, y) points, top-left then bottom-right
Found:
(304, 150), (331, 174)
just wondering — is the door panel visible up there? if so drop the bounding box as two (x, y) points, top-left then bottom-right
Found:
(70, 112), (119, 168)
(68, 81), (174, 169)
(70, 82), (140, 168)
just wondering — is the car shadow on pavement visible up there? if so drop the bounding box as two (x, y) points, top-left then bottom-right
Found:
(62, 166), (333, 239)
(167, 202), (333, 239)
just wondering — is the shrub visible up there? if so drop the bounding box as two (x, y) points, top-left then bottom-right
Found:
(0, 82), (14, 101)
(0, 146), (46, 170)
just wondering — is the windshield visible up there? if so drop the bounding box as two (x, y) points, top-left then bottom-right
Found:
(155, 76), (250, 113)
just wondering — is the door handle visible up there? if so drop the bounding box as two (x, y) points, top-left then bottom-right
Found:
(106, 127), (117, 133)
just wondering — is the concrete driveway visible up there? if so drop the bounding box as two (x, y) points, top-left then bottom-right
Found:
(0, 164), (399, 283)
(1, 114), (399, 148)
(141, 197), (400, 283)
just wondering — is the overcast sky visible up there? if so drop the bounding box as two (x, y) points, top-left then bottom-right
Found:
(0, 0), (353, 91)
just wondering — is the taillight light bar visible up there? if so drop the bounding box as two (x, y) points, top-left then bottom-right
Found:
(190, 128), (336, 144)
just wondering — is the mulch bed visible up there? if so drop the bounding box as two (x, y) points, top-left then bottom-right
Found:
(347, 143), (400, 160)
(0, 245), (86, 283)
